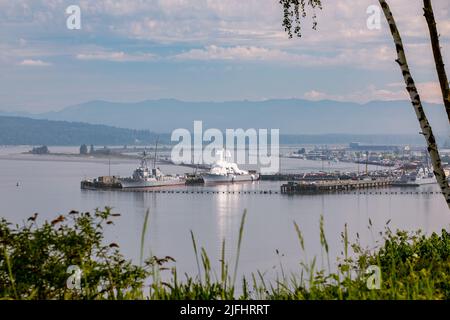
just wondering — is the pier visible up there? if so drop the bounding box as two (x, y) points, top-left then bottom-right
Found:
(260, 171), (394, 182)
(261, 173), (350, 181)
(280, 178), (395, 194)
(81, 176), (122, 190)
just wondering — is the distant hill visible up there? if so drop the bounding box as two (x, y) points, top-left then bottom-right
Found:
(0, 115), (444, 146)
(14, 98), (448, 135)
(0, 116), (163, 146)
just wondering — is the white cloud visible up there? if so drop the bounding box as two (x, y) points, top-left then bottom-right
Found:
(174, 45), (290, 61)
(2, 0), (449, 70)
(173, 44), (395, 69)
(387, 82), (443, 104)
(76, 51), (156, 62)
(1, 0), (450, 110)
(18, 59), (51, 67)
(304, 82), (443, 104)
(304, 90), (328, 100)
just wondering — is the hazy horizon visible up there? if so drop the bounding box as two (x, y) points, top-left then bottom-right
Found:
(1, 0), (449, 112)
(2, 99), (448, 136)
(2, 96), (445, 114)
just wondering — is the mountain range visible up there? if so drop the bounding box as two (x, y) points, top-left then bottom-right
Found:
(1, 98), (448, 135)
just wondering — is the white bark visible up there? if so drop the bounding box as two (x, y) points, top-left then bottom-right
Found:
(379, 0), (450, 209)
(423, 0), (450, 123)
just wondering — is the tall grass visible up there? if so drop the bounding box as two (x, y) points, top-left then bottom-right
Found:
(3, 247), (18, 299)
(1, 208), (449, 300)
(232, 209), (247, 288)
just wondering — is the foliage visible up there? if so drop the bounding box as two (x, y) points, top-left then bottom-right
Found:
(0, 116), (165, 146)
(0, 208), (153, 299)
(1, 208), (449, 300)
(279, 0), (322, 38)
(79, 144), (88, 155)
(30, 145), (49, 155)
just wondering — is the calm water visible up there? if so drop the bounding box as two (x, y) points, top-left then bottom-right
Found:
(0, 146), (448, 281)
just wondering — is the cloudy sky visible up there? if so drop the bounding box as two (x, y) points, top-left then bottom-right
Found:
(0, 0), (449, 112)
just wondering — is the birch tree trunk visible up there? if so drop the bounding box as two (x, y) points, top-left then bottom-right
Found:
(379, 0), (450, 209)
(423, 0), (450, 123)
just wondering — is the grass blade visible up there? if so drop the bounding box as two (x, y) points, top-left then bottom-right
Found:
(190, 230), (202, 283)
(140, 209), (150, 266)
(232, 209), (247, 287)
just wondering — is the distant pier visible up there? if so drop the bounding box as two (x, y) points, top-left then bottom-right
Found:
(261, 173), (348, 181)
(261, 172), (394, 182)
(280, 178), (395, 194)
(81, 176), (122, 190)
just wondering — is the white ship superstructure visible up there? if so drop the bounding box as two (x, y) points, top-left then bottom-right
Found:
(202, 149), (259, 183)
(393, 166), (437, 187)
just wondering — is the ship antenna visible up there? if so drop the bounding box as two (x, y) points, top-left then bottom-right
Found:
(153, 136), (159, 169)
(141, 147), (147, 168)
(365, 150), (369, 176)
(194, 154), (201, 174)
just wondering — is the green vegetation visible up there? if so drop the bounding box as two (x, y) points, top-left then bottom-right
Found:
(0, 116), (166, 146)
(30, 145), (49, 155)
(0, 208), (449, 300)
(0, 115), (443, 147)
(79, 144), (88, 155)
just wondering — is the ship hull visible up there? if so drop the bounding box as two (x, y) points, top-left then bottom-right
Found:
(202, 173), (258, 184)
(392, 178), (437, 187)
(119, 179), (185, 188)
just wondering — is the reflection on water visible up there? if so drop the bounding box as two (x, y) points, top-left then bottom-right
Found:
(0, 147), (449, 281)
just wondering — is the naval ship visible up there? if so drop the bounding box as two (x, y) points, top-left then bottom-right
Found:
(119, 152), (185, 188)
(202, 149), (259, 184)
(392, 166), (437, 187)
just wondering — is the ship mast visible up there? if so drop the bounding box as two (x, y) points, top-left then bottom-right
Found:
(365, 151), (369, 176)
(424, 148), (430, 169)
(141, 148), (148, 168)
(153, 136), (159, 169)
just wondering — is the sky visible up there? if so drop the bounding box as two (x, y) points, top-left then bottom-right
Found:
(0, 0), (449, 112)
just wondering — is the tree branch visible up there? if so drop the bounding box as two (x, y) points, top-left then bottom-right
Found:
(423, 0), (450, 123)
(379, 0), (450, 209)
